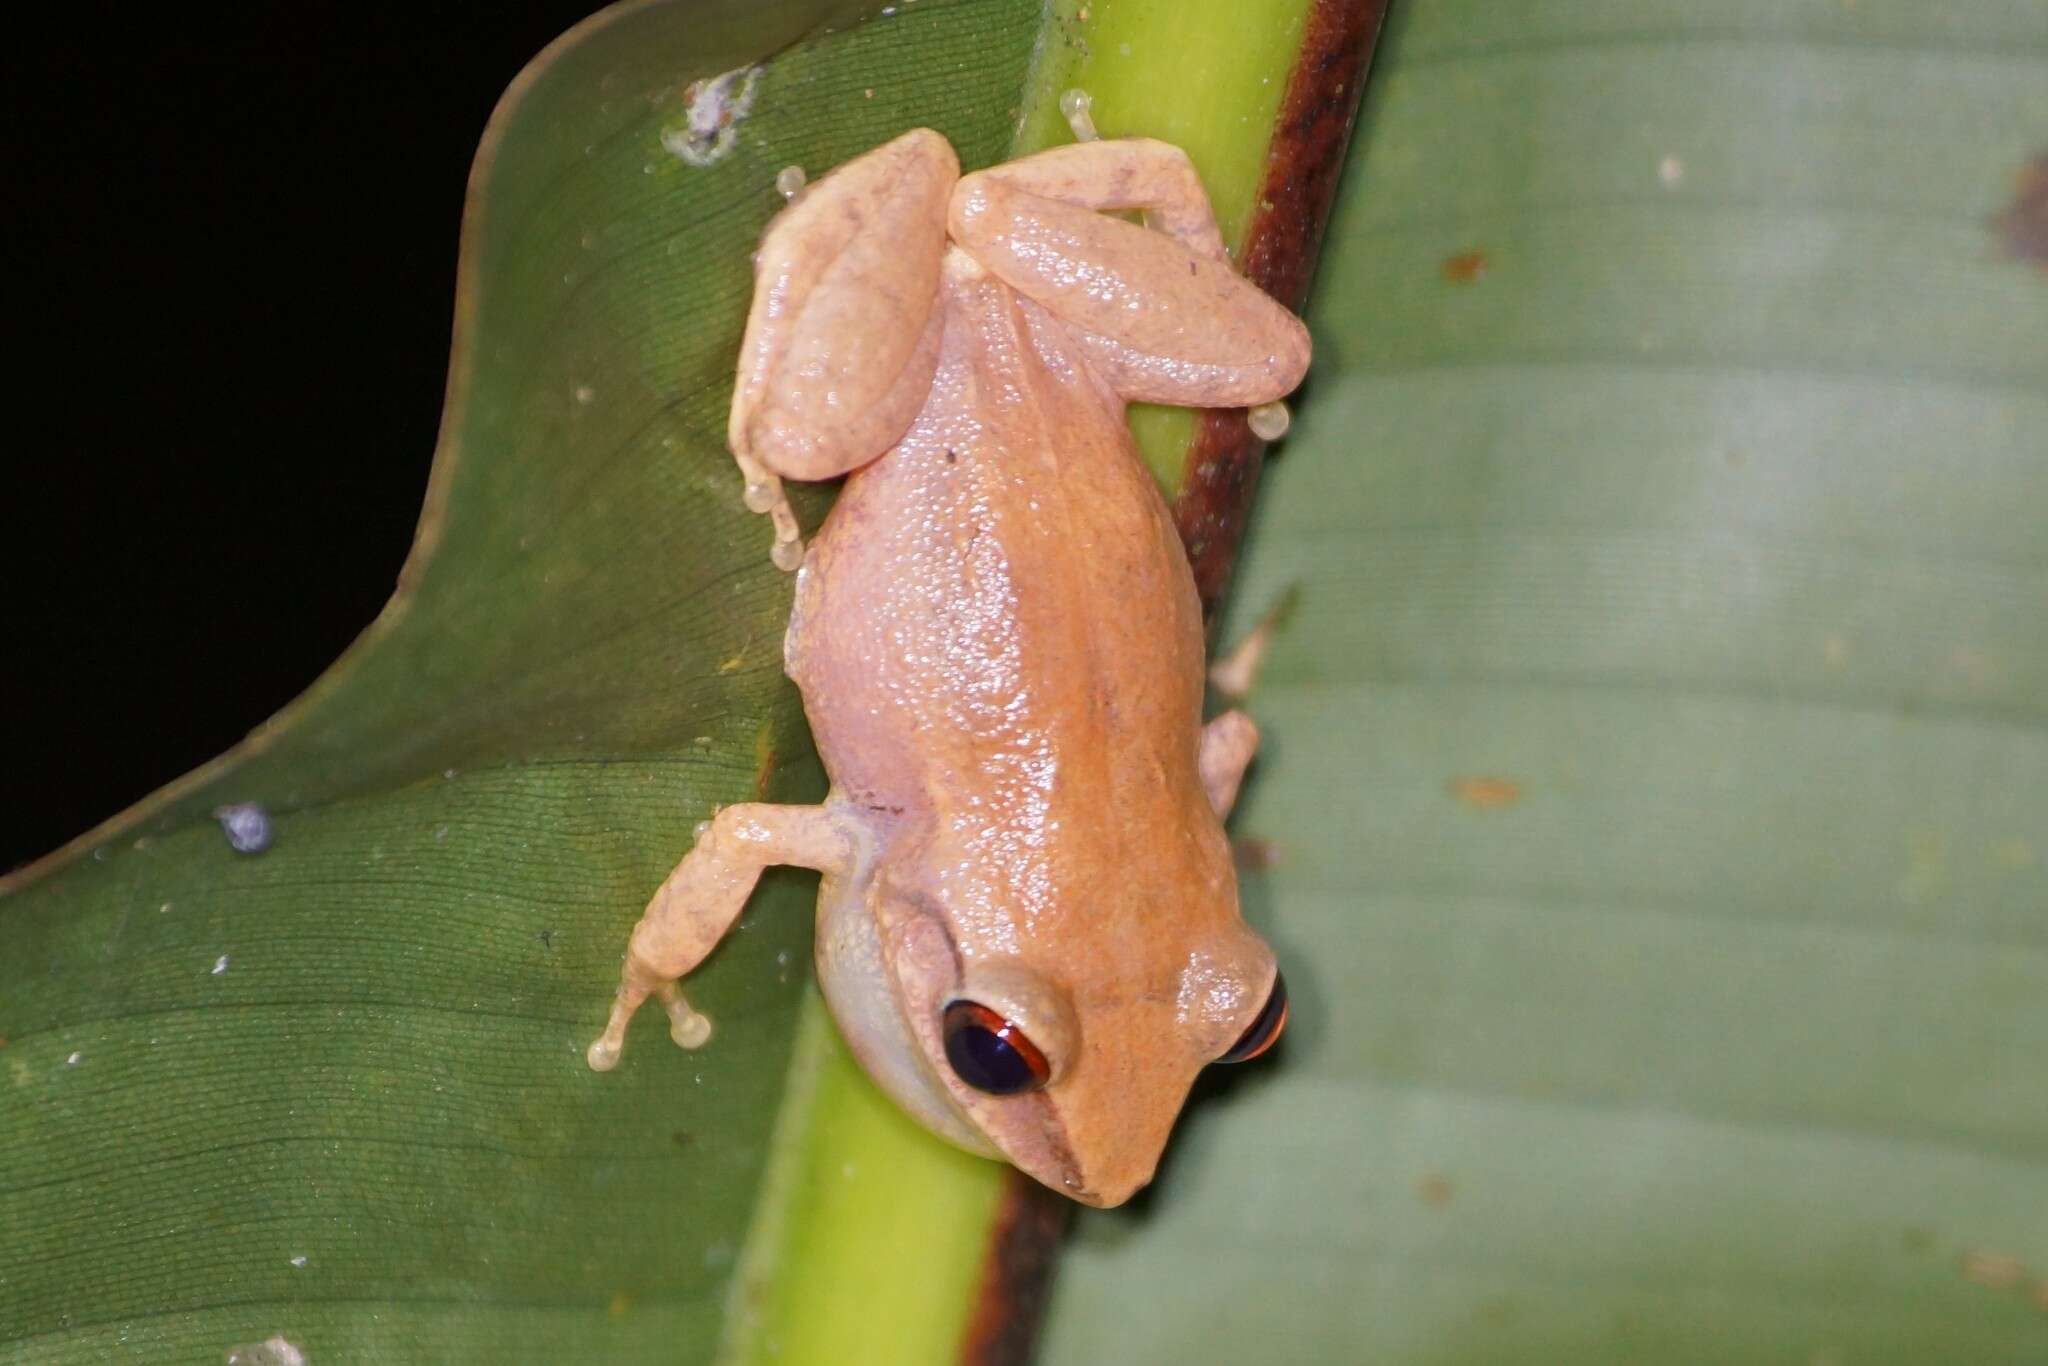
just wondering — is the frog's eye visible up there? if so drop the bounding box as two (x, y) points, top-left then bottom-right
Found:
(942, 1000), (1051, 1095)
(1216, 971), (1288, 1064)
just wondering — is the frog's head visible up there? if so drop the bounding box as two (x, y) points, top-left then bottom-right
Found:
(839, 866), (1287, 1208)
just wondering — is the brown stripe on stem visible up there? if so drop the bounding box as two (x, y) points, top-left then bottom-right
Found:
(1175, 0), (1392, 618)
(956, 1171), (1073, 1366)
(958, 8), (1393, 1361)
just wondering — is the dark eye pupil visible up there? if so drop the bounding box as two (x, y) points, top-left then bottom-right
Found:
(1218, 971), (1288, 1064)
(942, 1000), (1050, 1094)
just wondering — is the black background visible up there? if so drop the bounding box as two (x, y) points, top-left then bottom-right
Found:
(6, 3), (603, 871)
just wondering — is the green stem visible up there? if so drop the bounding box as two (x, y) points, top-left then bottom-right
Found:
(724, 3), (1320, 1362)
(1016, 0), (1316, 490)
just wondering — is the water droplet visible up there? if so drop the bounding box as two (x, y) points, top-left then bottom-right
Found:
(1248, 400), (1292, 442)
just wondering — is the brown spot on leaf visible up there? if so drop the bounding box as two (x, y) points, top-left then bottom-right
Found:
(1417, 1172), (1455, 1208)
(1441, 248), (1489, 283)
(1961, 1250), (2027, 1290)
(1451, 776), (1523, 809)
(1478, 1296), (1519, 1325)
(1993, 153), (2048, 269)
(1234, 838), (1278, 870)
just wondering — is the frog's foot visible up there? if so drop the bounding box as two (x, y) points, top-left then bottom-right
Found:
(587, 975), (713, 1072)
(586, 804), (863, 1075)
(735, 451), (805, 572)
(1198, 709), (1261, 819)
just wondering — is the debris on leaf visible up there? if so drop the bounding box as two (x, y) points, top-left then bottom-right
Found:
(662, 66), (760, 166)
(225, 1337), (307, 1366)
(214, 803), (274, 854)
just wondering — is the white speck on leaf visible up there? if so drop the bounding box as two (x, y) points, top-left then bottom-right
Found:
(225, 1336), (308, 1366)
(662, 66), (760, 167)
(1658, 153), (1684, 187)
(214, 803), (273, 854)
(65, 1051), (82, 1066)
(211, 956), (230, 976)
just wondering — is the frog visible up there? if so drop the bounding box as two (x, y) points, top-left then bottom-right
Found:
(587, 125), (1310, 1207)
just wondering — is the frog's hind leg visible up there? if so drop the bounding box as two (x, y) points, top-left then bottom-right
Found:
(729, 128), (959, 569)
(947, 139), (1309, 410)
(587, 803), (860, 1071)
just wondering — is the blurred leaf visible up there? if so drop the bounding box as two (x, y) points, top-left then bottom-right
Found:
(1038, 1), (2048, 1362)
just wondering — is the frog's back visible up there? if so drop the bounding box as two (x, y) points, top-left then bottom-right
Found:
(786, 250), (1219, 950)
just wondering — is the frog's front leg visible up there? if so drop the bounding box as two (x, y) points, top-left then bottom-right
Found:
(1199, 709), (1260, 818)
(587, 803), (863, 1070)
(729, 128), (959, 569)
(947, 138), (1310, 408)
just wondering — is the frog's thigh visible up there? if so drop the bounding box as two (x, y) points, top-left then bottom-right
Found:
(951, 137), (1226, 257)
(1198, 710), (1260, 818)
(729, 129), (958, 569)
(587, 803), (859, 1070)
(948, 141), (1309, 408)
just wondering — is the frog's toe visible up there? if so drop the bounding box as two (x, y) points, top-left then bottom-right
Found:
(657, 980), (714, 1050)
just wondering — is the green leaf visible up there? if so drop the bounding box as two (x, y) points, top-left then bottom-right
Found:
(4, 0), (1354, 1358)
(1037, 2), (2048, 1362)
(2, 2), (1050, 1360)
